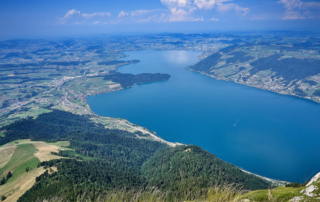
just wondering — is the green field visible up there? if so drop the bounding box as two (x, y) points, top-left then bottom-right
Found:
(0, 139), (34, 148)
(0, 144), (40, 182)
(0, 139), (70, 149)
(48, 141), (72, 150)
(241, 186), (305, 201)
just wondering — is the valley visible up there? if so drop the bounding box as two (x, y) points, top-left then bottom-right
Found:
(1, 32), (320, 201)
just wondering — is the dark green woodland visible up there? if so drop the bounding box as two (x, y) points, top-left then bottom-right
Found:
(0, 110), (270, 201)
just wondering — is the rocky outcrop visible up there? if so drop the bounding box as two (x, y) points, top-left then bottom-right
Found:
(290, 172), (320, 201)
(300, 172), (320, 197)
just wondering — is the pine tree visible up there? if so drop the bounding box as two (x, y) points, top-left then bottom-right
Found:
(6, 172), (12, 180)
(1, 195), (7, 201)
(0, 177), (5, 185)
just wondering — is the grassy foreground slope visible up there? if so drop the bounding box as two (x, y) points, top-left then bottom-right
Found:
(240, 186), (304, 201)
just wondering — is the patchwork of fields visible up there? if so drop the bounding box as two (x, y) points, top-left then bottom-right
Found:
(0, 140), (69, 201)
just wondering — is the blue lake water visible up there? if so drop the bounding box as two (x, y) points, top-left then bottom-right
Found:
(87, 50), (320, 182)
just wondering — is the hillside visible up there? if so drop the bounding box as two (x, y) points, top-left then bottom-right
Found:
(141, 145), (271, 192)
(0, 140), (67, 202)
(103, 73), (171, 88)
(188, 44), (320, 103)
(1, 34), (319, 201)
(0, 110), (272, 202)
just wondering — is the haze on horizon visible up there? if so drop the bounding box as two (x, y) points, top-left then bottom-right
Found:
(1, 0), (320, 39)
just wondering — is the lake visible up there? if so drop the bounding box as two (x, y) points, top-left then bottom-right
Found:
(87, 50), (320, 182)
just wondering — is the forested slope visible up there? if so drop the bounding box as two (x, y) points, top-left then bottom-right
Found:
(0, 110), (271, 201)
(142, 145), (271, 192)
(19, 159), (145, 202)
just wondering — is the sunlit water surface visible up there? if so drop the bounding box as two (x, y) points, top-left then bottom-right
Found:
(87, 50), (320, 182)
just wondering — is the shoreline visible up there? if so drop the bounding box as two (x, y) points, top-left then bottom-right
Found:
(186, 67), (320, 105)
(81, 67), (289, 185)
(241, 169), (290, 187)
(0, 51), (290, 186)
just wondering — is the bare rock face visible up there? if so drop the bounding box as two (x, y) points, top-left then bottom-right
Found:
(290, 172), (320, 201)
(289, 196), (304, 202)
(301, 172), (320, 197)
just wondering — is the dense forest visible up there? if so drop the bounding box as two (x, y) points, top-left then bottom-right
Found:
(188, 46), (237, 72)
(250, 54), (320, 81)
(189, 52), (222, 72)
(141, 145), (271, 192)
(103, 73), (170, 88)
(0, 110), (166, 170)
(19, 159), (145, 202)
(0, 110), (133, 144)
(97, 60), (140, 66)
(0, 110), (270, 201)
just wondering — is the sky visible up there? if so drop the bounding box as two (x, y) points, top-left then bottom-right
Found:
(0, 0), (320, 38)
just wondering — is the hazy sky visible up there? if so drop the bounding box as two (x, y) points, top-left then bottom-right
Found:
(1, 0), (320, 38)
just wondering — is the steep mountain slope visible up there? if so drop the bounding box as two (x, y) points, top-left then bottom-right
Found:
(141, 145), (271, 191)
(0, 110), (272, 201)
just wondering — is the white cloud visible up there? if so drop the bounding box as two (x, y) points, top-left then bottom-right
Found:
(160, 0), (191, 7)
(82, 12), (111, 18)
(159, 0), (249, 22)
(234, 5), (250, 15)
(160, 0), (234, 10)
(118, 11), (129, 17)
(160, 0), (248, 13)
(59, 9), (112, 24)
(283, 10), (306, 19)
(131, 10), (150, 17)
(194, 0), (215, 9)
(278, 0), (320, 20)
(208, 17), (219, 21)
(192, 17), (204, 21)
(60, 9), (80, 21)
(194, 0), (232, 9)
(169, 8), (190, 21)
(57, 0), (252, 25)
(278, 0), (304, 19)
(216, 3), (250, 15)
(278, 0), (303, 10)
(303, 2), (320, 9)
(159, 7), (204, 22)
(137, 15), (159, 22)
